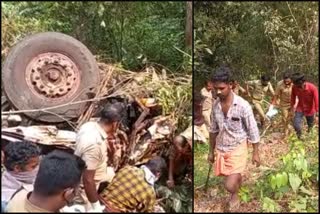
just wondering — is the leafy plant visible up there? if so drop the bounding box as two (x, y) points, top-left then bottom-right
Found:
(262, 197), (281, 212)
(239, 186), (251, 203)
(1, 2), (188, 73)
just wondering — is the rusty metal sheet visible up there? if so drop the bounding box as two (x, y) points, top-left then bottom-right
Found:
(2, 126), (76, 149)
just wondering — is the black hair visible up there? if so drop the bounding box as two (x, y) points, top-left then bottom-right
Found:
(205, 79), (212, 85)
(291, 72), (305, 85)
(33, 150), (86, 196)
(4, 141), (40, 171)
(211, 66), (233, 84)
(100, 102), (123, 123)
(261, 75), (271, 82)
(283, 71), (291, 80)
(145, 156), (167, 175)
(174, 135), (189, 148)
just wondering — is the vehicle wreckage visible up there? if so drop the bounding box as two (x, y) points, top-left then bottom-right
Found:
(1, 32), (192, 212)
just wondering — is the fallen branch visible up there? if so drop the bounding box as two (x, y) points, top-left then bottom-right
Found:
(260, 123), (272, 138)
(195, 184), (205, 190)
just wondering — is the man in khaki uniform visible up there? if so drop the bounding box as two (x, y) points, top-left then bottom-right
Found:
(246, 75), (275, 127)
(74, 103), (122, 212)
(271, 72), (294, 135)
(200, 80), (215, 131)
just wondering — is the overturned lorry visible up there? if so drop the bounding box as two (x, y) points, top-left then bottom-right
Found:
(1, 31), (179, 164)
(1, 32), (192, 213)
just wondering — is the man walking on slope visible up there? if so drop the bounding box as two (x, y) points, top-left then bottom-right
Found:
(246, 75), (275, 128)
(208, 66), (261, 211)
(270, 71), (294, 136)
(291, 72), (318, 139)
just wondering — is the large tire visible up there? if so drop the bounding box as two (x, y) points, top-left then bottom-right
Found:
(2, 32), (100, 122)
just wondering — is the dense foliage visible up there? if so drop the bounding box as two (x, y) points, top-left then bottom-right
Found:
(194, 1), (318, 90)
(1, 1), (190, 73)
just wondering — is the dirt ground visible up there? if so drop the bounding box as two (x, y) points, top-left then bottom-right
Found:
(194, 131), (292, 213)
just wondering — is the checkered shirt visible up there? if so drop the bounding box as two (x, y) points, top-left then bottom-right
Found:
(210, 93), (260, 152)
(100, 165), (156, 212)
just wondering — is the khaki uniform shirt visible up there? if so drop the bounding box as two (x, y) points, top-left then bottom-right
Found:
(247, 80), (275, 101)
(74, 121), (110, 205)
(6, 189), (51, 212)
(274, 80), (292, 108)
(200, 87), (213, 111)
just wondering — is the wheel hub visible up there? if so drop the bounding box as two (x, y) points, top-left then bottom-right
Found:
(26, 53), (80, 99)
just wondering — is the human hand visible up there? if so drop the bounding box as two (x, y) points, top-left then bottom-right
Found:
(268, 104), (274, 111)
(252, 152), (261, 167)
(166, 179), (175, 188)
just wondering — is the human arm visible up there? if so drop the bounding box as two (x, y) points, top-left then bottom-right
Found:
(76, 137), (104, 209)
(312, 85), (318, 113)
(291, 86), (297, 111)
(239, 85), (246, 94)
(208, 133), (218, 163)
(83, 169), (99, 203)
(246, 81), (255, 97)
(167, 147), (176, 188)
(271, 83), (281, 105)
(208, 109), (219, 163)
(252, 143), (260, 167)
(269, 82), (275, 96)
(242, 104), (260, 166)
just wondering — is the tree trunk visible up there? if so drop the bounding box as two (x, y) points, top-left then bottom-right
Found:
(185, 1), (192, 48)
(309, 13), (318, 66)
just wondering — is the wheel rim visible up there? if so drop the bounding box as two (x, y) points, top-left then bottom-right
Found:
(25, 52), (81, 102)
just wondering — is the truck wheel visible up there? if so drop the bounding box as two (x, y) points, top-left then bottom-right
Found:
(2, 32), (100, 122)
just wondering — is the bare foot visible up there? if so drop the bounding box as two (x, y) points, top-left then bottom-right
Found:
(225, 194), (240, 212)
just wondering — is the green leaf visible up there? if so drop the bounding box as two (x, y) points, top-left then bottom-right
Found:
(289, 197), (307, 212)
(262, 197), (280, 212)
(302, 170), (312, 180)
(270, 175), (277, 190)
(289, 173), (302, 193)
(278, 185), (290, 193)
(241, 193), (250, 202)
(275, 173), (288, 188)
(281, 172), (288, 186)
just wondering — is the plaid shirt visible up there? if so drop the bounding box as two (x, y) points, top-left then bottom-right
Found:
(107, 130), (128, 172)
(210, 93), (260, 152)
(100, 165), (156, 213)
